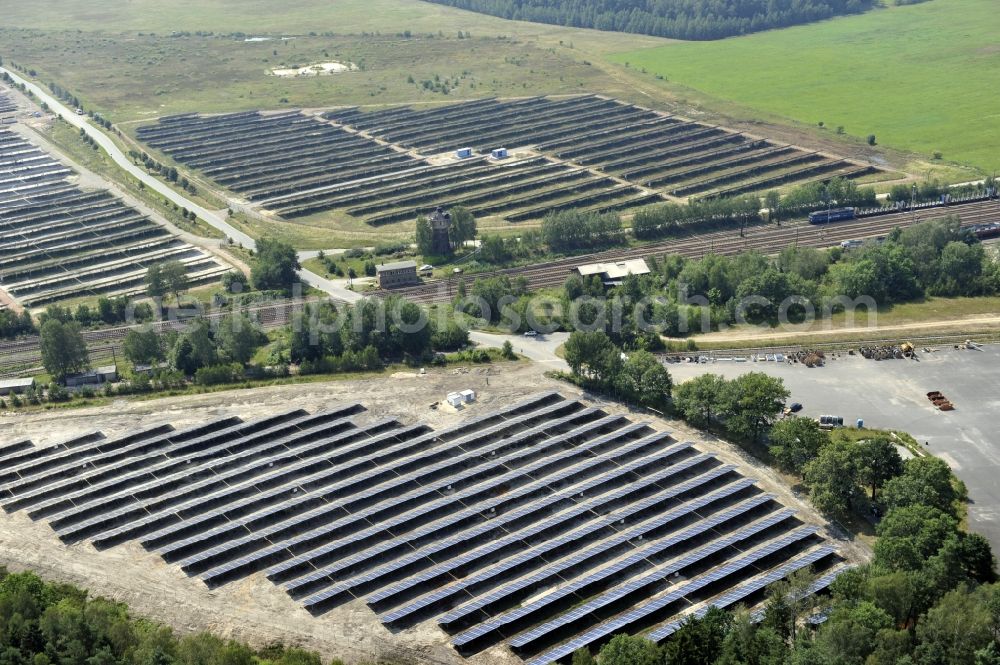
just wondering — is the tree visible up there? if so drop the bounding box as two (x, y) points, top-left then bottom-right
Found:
(662, 607), (732, 665)
(216, 314), (264, 364)
(563, 331), (620, 387)
(673, 374), (728, 427)
(881, 456), (958, 514)
(571, 648), (596, 665)
(122, 329), (165, 367)
(415, 215), (434, 255)
(803, 439), (861, 520)
(479, 235), (510, 264)
(765, 190), (781, 224)
(856, 437), (903, 500)
(722, 373), (790, 442)
(716, 611), (787, 665)
(615, 350), (672, 407)
(145, 263), (167, 299)
(430, 319), (469, 351)
(449, 206), (477, 245)
(874, 505), (958, 571)
(39, 319), (90, 382)
(251, 239), (300, 292)
(914, 585), (994, 665)
(222, 271), (250, 293)
(170, 319), (217, 375)
(768, 417), (829, 474)
(813, 601), (893, 664)
(597, 634), (662, 665)
(157, 260), (190, 304)
(867, 134), (877, 146)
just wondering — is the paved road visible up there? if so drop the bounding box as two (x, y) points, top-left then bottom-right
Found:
(470, 331), (569, 371)
(666, 346), (1000, 551)
(0, 67), (360, 303)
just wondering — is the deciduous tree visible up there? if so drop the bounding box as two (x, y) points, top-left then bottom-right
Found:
(40, 319), (90, 382)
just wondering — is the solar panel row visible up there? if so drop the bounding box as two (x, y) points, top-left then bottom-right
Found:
(293, 439), (695, 607)
(449, 491), (783, 647)
(375, 451), (720, 624)
(432, 472), (755, 633)
(523, 527), (823, 663)
(184, 410), (626, 578)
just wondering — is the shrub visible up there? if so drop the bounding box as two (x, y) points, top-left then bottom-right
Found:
(194, 363), (244, 386)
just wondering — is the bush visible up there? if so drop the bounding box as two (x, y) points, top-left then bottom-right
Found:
(194, 363), (244, 386)
(374, 241), (408, 256)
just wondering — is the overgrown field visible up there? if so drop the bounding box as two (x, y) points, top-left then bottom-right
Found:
(0, 0), (662, 54)
(612, 0), (1000, 173)
(0, 30), (625, 122)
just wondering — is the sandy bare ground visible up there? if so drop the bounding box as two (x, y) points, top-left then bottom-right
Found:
(0, 363), (867, 665)
(677, 315), (1000, 345)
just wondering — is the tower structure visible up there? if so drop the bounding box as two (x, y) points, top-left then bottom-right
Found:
(429, 206), (453, 255)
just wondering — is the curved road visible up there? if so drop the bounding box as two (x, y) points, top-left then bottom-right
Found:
(1, 67), (361, 303)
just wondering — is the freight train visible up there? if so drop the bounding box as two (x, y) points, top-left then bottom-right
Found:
(808, 207), (856, 224)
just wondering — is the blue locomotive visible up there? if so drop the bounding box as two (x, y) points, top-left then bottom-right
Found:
(808, 207), (856, 224)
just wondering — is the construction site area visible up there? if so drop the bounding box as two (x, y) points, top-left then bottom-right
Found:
(0, 364), (862, 665)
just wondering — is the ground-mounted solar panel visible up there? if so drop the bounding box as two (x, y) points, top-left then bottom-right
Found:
(262, 417), (651, 582)
(429, 474), (757, 632)
(0, 393), (844, 665)
(375, 450), (717, 622)
(48, 409), (366, 529)
(507, 511), (804, 653)
(272, 424), (670, 588)
(5, 425), (201, 512)
(647, 545), (839, 642)
(292, 440), (696, 606)
(0, 440), (34, 460)
(0, 432), (106, 489)
(519, 526), (822, 663)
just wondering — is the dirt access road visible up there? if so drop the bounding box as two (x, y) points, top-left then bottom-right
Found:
(680, 315), (1000, 346)
(0, 67), (360, 304)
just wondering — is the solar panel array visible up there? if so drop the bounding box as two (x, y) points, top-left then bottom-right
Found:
(0, 91), (17, 116)
(0, 129), (230, 307)
(0, 392), (843, 663)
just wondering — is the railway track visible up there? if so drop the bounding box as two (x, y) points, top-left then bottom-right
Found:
(2, 198), (998, 375)
(377, 197), (1000, 304)
(0, 299), (314, 376)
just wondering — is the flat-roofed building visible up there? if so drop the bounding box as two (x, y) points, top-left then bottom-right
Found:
(0, 377), (35, 396)
(577, 258), (650, 287)
(376, 260), (419, 288)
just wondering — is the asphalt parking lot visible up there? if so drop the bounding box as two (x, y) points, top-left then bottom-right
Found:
(668, 344), (1000, 549)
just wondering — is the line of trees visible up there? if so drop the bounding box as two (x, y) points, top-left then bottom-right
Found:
(632, 195), (761, 240)
(0, 309), (35, 339)
(563, 332), (673, 409)
(0, 567), (343, 665)
(553, 216), (1000, 338)
(422, 0), (874, 40)
(541, 209), (625, 252)
(560, 333), (998, 665)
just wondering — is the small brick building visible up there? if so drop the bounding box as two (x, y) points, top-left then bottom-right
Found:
(376, 260), (419, 288)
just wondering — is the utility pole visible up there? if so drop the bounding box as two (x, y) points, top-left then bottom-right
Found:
(911, 182), (918, 225)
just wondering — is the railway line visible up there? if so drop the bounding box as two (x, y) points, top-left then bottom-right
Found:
(377, 197), (1000, 304)
(2, 197), (998, 377)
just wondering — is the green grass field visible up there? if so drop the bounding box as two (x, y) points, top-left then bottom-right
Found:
(612, 0), (1000, 173)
